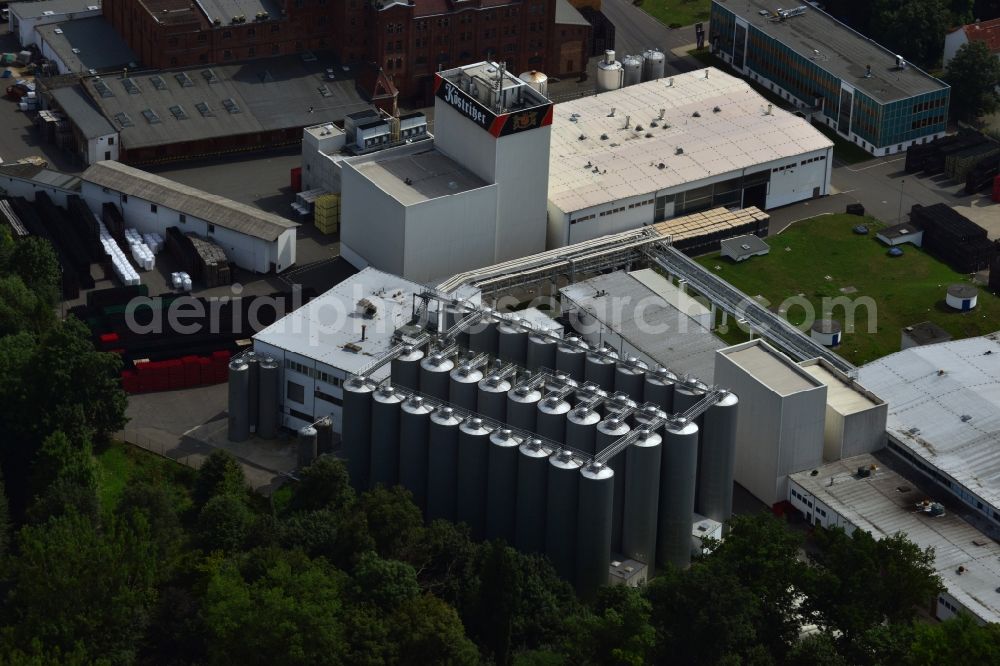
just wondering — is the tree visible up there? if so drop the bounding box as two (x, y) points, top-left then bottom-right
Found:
(26, 431), (99, 525)
(904, 612), (1000, 665)
(118, 481), (186, 566)
(945, 41), (1000, 121)
(351, 552), (420, 610)
(871, 0), (950, 69)
(563, 586), (655, 666)
(386, 595), (479, 666)
(0, 472), (9, 557)
(281, 508), (375, 569)
(5, 512), (157, 664)
(357, 485), (424, 561)
(193, 449), (246, 509)
(197, 494), (254, 553)
(287, 456), (355, 514)
(0, 232), (60, 311)
(786, 634), (849, 666)
(0, 276), (52, 337)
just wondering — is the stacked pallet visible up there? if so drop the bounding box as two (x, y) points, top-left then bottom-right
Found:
(651, 206), (770, 255)
(314, 193), (340, 234)
(189, 235), (231, 287)
(909, 204), (997, 273)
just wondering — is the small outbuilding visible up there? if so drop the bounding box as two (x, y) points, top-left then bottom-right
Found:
(945, 284), (978, 311)
(876, 223), (924, 247)
(720, 234), (770, 262)
(901, 321), (952, 349)
(811, 319), (842, 347)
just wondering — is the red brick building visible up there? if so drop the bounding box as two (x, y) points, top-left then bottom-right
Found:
(103, 0), (590, 102)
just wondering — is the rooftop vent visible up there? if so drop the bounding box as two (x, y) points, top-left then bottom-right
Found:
(149, 75), (167, 91)
(675, 147), (683, 155)
(121, 77), (141, 95)
(221, 98), (241, 114)
(141, 108), (162, 124)
(195, 101), (214, 117)
(635, 124), (643, 131)
(169, 105), (188, 120)
(713, 106), (721, 113)
(344, 342), (362, 353)
(175, 72), (194, 88)
(692, 111), (701, 117)
(113, 111), (133, 127)
(201, 69), (219, 84)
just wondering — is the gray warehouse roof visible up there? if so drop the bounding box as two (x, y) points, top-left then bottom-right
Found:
(195, 0), (280, 25)
(716, 0), (949, 104)
(857, 333), (1000, 512)
(36, 18), (139, 74)
(0, 163), (82, 191)
(81, 161), (296, 241)
(720, 234), (769, 260)
(49, 85), (116, 139)
(8, 0), (98, 19)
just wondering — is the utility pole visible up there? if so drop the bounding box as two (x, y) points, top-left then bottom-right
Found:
(896, 178), (905, 223)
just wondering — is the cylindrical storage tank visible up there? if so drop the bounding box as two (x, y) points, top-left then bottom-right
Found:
(642, 48), (665, 81)
(449, 363), (483, 412)
(697, 392), (739, 525)
(443, 303), (468, 347)
(370, 386), (404, 487)
(497, 320), (529, 367)
(644, 367), (677, 414)
(811, 318), (843, 345)
(515, 438), (551, 553)
(576, 462), (615, 600)
(622, 54), (643, 87)
(546, 372), (578, 394)
(574, 382), (607, 408)
(622, 427), (662, 567)
(399, 396), (433, 514)
(585, 347), (618, 390)
(536, 395), (571, 444)
(596, 416), (630, 550)
(596, 52), (624, 93)
(633, 404), (667, 429)
(477, 373), (511, 422)
(341, 377), (374, 489)
(518, 70), (549, 96)
(391, 345), (424, 391)
(420, 353), (455, 401)
(614, 358), (647, 404)
(546, 450), (582, 581)
(457, 417), (492, 539)
(603, 391), (637, 419)
(526, 332), (558, 371)
(245, 351), (259, 432)
(427, 406), (462, 522)
(566, 406), (602, 455)
(256, 356), (279, 440)
(506, 385), (542, 433)
(946, 284), (978, 312)
(657, 419), (699, 570)
(486, 429), (521, 543)
(556, 337), (587, 381)
(673, 379), (708, 415)
(227, 359), (250, 442)
(315, 416), (334, 456)
(468, 312), (499, 356)
(297, 425), (318, 468)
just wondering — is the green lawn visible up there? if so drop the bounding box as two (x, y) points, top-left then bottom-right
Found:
(96, 442), (196, 514)
(808, 121), (873, 165)
(696, 214), (1000, 365)
(638, 0), (710, 28)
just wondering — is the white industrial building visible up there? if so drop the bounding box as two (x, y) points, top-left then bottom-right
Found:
(340, 62), (554, 284)
(789, 454), (1000, 625)
(547, 67), (833, 247)
(80, 161), (297, 274)
(0, 162), (82, 206)
(858, 333), (1000, 531)
(6, 0), (102, 48)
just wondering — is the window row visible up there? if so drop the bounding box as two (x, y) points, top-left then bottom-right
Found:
(628, 198), (654, 209)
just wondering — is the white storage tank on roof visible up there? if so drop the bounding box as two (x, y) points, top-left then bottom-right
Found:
(622, 54), (643, 87)
(642, 48), (665, 81)
(596, 50), (624, 93)
(518, 70), (549, 96)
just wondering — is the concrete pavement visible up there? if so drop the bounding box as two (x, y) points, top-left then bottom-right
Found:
(600, 0), (703, 75)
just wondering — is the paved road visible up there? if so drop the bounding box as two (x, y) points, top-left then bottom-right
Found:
(601, 0), (702, 74)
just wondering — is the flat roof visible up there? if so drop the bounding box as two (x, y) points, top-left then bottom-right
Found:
(902, 321), (952, 346)
(253, 267), (426, 377)
(353, 148), (487, 206)
(36, 18), (138, 74)
(878, 223), (923, 239)
(798, 359), (883, 416)
(719, 340), (822, 396)
(560, 270), (727, 382)
(8, 0), (98, 19)
(555, 0), (590, 26)
(720, 233), (769, 258)
(79, 56), (371, 150)
(858, 334), (1000, 512)
(715, 0), (949, 104)
(790, 454), (1000, 624)
(193, 0), (280, 24)
(548, 68), (832, 215)
(628, 268), (712, 323)
(82, 161), (296, 241)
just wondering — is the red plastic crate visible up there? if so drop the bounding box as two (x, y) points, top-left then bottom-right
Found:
(99, 332), (119, 345)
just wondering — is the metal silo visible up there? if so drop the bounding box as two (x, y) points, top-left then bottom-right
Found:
(477, 373), (511, 422)
(227, 358), (250, 442)
(556, 337), (587, 381)
(622, 427), (662, 567)
(585, 347), (618, 390)
(515, 438), (551, 553)
(674, 379), (708, 415)
(443, 303), (468, 346)
(576, 462), (614, 600)
(297, 425), (318, 468)
(457, 417), (492, 539)
(256, 355), (279, 440)
(566, 406), (602, 455)
(537, 395), (571, 444)
(399, 395), (433, 514)
(574, 383), (607, 409)
(449, 362), (483, 411)
(697, 392), (739, 525)
(526, 332), (558, 371)
(391, 345), (424, 391)
(370, 385), (404, 487)
(642, 48), (665, 81)
(633, 404), (667, 429)
(497, 319), (529, 367)
(245, 351), (259, 432)
(546, 450), (582, 581)
(596, 50), (624, 93)
(486, 429), (521, 543)
(622, 54), (643, 87)
(427, 406), (462, 522)
(342, 376), (374, 489)
(315, 416), (334, 456)
(644, 367), (677, 414)
(546, 372), (578, 394)
(468, 312), (499, 356)
(658, 419), (699, 569)
(614, 358), (647, 404)
(507, 385), (542, 433)
(597, 416), (630, 551)
(420, 353), (454, 401)
(604, 392), (637, 419)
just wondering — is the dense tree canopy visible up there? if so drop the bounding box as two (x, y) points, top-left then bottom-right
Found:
(945, 41), (1000, 121)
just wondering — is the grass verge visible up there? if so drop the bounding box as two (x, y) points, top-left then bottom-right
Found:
(637, 0), (710, 28)
(96, 441), (196, 514)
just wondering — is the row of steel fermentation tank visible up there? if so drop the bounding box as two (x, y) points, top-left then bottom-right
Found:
(339, 322), (738, 596)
